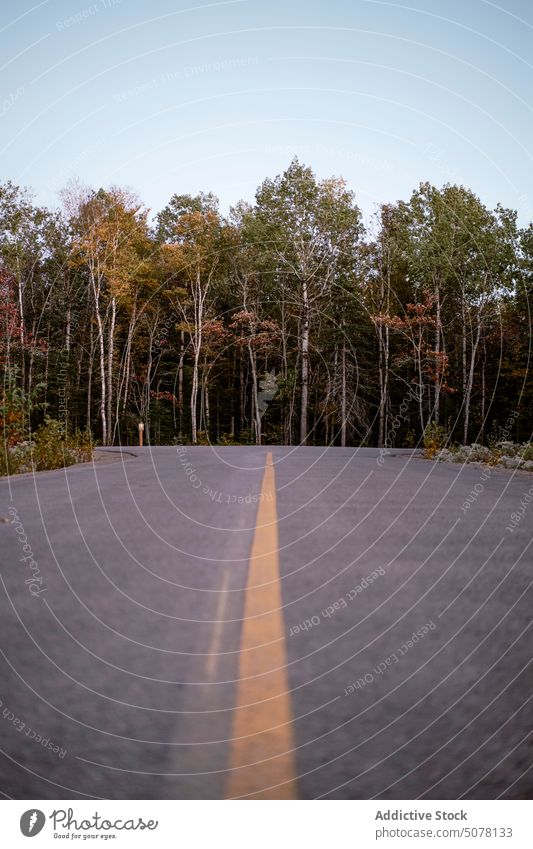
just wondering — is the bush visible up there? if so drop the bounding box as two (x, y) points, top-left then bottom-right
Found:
(31, 419), (76, 471)
(423, 421), (449, 458)
(0, 441), (32, 476)
(217, 432), (239, 445)
(28, 420), (93, 472)
(195, 430), (210, 445)
(404, 429), (417, 448)
(0, 420), (94, 476)
(237, 428), (253, 445)
(68, 427), (93, 463)
(486, 448), (502, 466)
(425, 438), (533, 471)
(519, 443), (533, 461)
(1, 369), (46, 473)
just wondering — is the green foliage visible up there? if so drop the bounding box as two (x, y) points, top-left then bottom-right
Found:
(262, 423), (284, 445)
(217, 432), (239, 445)
(403, 429), (417, 449)
(31, 420), (94, 472)
(0, 419), (93, 477)
(0, 168), (530, 450)
(236, 428), (253, 445)
(0, 441), (29, 476)
(0, 370), (49, 475)
(155, 192), (219, 243)
(0, 380), (27, 449)
(31, 419), (75, 471)
(423, 421), (449, 458)
(68, 427), (94, 462)
(0, 368), (45, 447)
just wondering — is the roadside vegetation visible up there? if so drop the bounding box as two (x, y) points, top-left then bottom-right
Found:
(1, 160), (531, 452)
(423, 422), (533, 471)
(1, 377), (92, 475)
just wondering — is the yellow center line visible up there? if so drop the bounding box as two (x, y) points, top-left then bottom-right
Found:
(225, 451), (297, 800)
(205, 568), (231, 679)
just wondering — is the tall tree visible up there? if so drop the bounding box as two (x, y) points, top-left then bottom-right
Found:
(251, 159), (363, 444)
(68, 186), (150, 444)
(159, 195), (225, 444)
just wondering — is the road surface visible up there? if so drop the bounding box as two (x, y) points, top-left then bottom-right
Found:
(1, 446), (532, 799)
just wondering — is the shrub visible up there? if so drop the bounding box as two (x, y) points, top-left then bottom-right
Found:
(217, 432), (238, 445)
(423, 421), (449, 458)
(519, 443), (533, 461)
(1, 369), (45, 449)
(237, 428), (253, 445)
(486, 448), (502, 466)
(404, 429), (417, 448)
(31, 419), (76, 471)
(68, 427), (93, 463)
(0, 442), (32, 476)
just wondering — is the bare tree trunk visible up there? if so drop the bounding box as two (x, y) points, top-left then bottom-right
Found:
(463, 310), (482, 445)
(43, 326), (50, 410)
(116, 298), (137, 442)
(94, 295), (107, 446)
(434, 286), (442, 424)
(76, 334), (84, 429)
(205, 375), (210, 435)
(16, 260), (26, 391)
(191, 343), (200, 444)
(300, 279), (309, 445)
(66, 305), (71, 354)
(15, 260), (26, 399)
(178, 330), (184, 435)
(281, 292), (288, 380)
(481, 336), (487, 441)
(189, 267), (205, 445)
(280, 292), (291, 445)
(417, 327), (425, 434)
(325, 355), (332, 446)
(17, 269), (25, 348)
(461, 297), (467, 419)
(199, 375), (205, 433)
(248, 342), (261, 445)
(107, 296), (116, 444)
(378, 340), (386, 448)
(239, 336), (246, 434)
(340, 339), (347, 447)
(63, 305), (72, 433)
(87, 322), (94, 430)
(288, 351), (299, 447)
(376, 261), (390, 448)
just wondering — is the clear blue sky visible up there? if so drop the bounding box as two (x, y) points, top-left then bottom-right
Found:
(1, 0), (533, 223)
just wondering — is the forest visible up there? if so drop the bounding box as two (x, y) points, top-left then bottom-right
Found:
(1, 158), (531, 456)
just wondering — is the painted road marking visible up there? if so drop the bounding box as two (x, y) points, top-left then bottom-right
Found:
(205, 568), (231, 679)
(226, 452), (297, 799)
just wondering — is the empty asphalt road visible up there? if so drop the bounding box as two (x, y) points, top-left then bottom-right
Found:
(1, 446), (532, 799)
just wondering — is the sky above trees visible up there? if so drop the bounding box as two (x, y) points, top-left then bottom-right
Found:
(1, 0), (533, 223)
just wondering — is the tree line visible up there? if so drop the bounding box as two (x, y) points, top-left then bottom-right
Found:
(1, 158), (531, 449)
